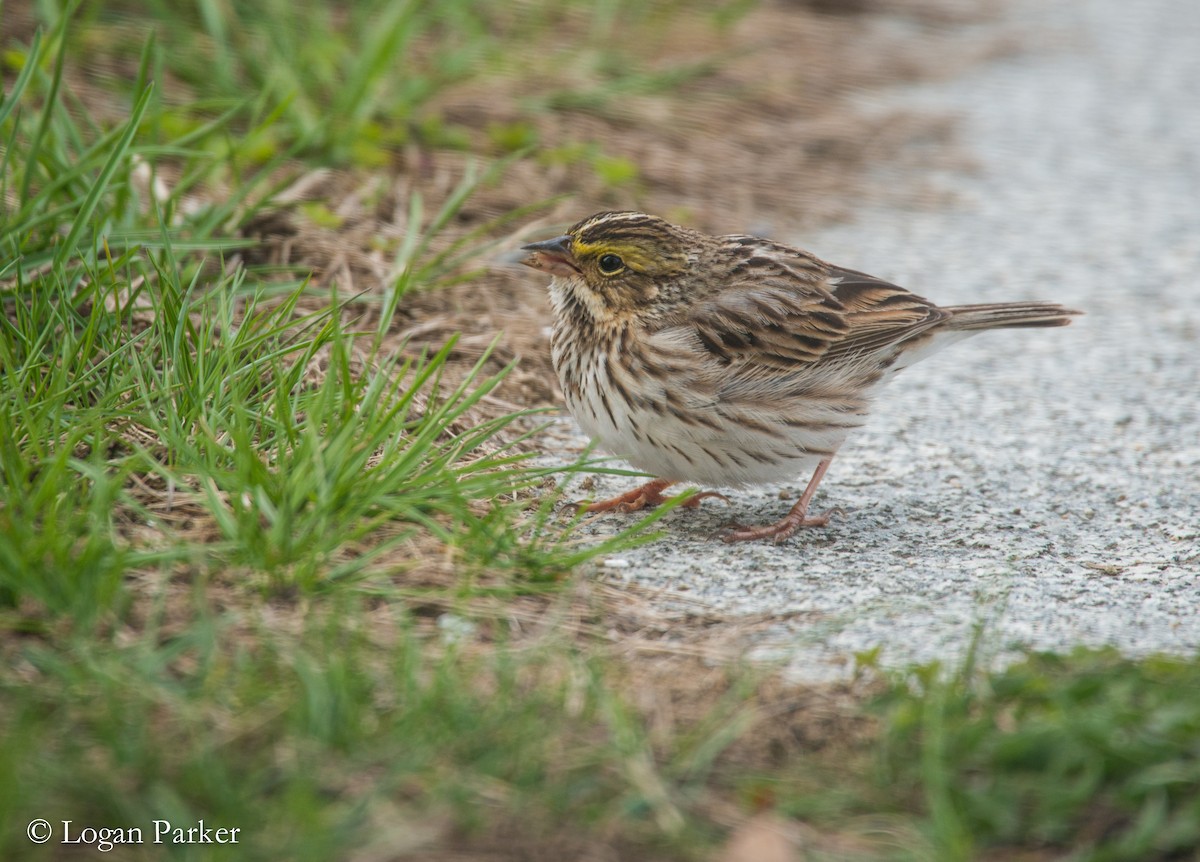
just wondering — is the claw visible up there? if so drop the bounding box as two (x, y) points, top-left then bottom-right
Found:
(717, 457), (839, 543)
(679, 490), (731, 509)
(719, 508), (835, 544)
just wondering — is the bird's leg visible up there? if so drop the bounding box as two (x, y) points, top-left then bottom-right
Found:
(576, 478), (729, 514)
(721, 457), (836, 543)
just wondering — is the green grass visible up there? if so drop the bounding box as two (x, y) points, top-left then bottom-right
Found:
(0, 6), (664, 609)
(3, 2), (1200, 860)
(3, 608), (704, 860)
(876, 650), (1200, 861)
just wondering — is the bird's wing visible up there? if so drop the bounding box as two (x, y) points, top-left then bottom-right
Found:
(678, 258), (948, 373)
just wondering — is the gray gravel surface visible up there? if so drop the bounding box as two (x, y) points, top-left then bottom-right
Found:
(541, 0), (1200, 680)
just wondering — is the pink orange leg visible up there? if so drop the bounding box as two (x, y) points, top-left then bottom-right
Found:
(577, 478), (729, 514)
(721, 457), (836, 544)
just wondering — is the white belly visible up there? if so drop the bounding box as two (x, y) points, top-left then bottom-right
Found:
(560, 347), (859, 488)
(570, 391), (831, 486)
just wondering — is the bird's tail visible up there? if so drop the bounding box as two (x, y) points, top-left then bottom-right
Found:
(942, 302), (1082, 331)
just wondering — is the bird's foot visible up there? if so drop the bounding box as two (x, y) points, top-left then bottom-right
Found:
(719, 508), (838, 544)
(575, 479), (729, 514)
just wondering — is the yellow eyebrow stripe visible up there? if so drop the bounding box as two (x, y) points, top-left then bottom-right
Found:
(570, 239), (655, 271)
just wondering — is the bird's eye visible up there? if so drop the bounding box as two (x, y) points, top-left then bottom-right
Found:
(597, 253), (625, 275)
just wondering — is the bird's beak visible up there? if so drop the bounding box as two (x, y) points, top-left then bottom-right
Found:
(521, 235), (580, 276)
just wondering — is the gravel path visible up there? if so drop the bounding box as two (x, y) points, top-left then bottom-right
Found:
(545, 0), (1200, 680)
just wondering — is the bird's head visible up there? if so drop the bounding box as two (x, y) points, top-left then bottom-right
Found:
(521, 211), (703, 321)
